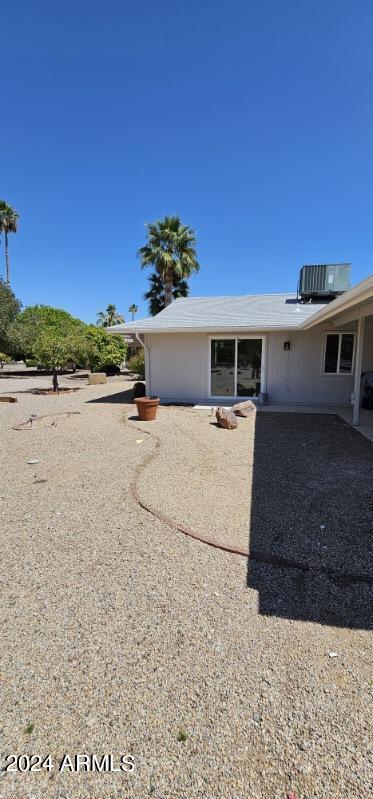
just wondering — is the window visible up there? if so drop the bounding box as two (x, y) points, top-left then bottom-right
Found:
(210, 338), (263, 396)
(323, 333), (355, 374)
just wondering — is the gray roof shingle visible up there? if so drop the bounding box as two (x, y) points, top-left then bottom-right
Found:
(108, 293), (330, 333)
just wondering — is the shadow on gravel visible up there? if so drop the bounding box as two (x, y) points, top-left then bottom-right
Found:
(86, 388), (134, 404)
(247, 413), (373, 630)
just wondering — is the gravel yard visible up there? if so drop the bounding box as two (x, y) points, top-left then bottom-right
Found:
(0, 375), (372, 799)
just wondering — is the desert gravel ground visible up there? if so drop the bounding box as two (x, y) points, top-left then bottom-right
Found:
(0, 374), (372, 799)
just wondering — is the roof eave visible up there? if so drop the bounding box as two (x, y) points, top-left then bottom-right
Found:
(108, 324), (312, 335)
(300, 275), (373, 330)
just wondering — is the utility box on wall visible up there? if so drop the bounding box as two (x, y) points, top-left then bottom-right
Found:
(299, 263), (351, 300)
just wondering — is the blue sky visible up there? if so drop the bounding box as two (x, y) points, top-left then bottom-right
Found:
(1, 0), (373, 322)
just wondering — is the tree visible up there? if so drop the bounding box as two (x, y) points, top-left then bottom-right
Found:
(96, 304), (125, 327)
(0, 201), (19, 285)
(0, 279), (22, 353)
(144, 271), (189, 316)
(84, 326), (126, 372)
(128, 303), (138, 321)
(8, 305), (84, 361)
(32, 329), (88, 391)
(138, 215), (199, 307)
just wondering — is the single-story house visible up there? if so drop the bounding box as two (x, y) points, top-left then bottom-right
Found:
(108, 268), (373, 425)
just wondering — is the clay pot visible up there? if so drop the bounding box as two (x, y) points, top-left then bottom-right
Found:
(135, 396), (160, 421)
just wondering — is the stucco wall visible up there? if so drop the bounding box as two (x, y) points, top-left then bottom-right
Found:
(145, 323), (360, 405)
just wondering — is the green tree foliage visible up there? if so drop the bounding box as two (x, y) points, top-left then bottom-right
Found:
(32, 329), (89, 391)
(138, 215), (199, 307)
(8, 305), (84, 360)
(144, 271), (189, 316)
(8, 304), (126, 382)
(128, 303), (138, 321)
(84, 326), (126, 372)
(0, 352), (11, 368)
(0, 201), (19, 285)
(0, 279), (22, 353)
(96, 303), (125, 327)
(127, 350), (145, 379)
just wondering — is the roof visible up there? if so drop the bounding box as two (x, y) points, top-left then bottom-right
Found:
(300, 275), (373, 329)
(107, 293), (331, 334)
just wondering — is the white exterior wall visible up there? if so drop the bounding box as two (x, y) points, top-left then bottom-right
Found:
(265, 322), (356, 404)
(145, 333), (207, 402)
(145, 322), (361, 405)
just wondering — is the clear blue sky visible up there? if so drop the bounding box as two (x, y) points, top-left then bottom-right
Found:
(1, 0), (372, 322)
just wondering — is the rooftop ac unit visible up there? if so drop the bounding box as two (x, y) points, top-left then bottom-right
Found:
(299, 263), (351, 300)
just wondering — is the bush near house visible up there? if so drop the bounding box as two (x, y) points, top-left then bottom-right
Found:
(127, 350), (145, 379)
(84, 326), (126, 373)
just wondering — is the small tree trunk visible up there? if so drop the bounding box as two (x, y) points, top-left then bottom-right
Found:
(164, 268), (173, 307)
(5, 232), (10, 286)
(52, 370), (59, 392)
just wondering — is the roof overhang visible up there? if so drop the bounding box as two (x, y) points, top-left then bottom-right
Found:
(300, 275), (373, 329)
(108, 325), (311, 335)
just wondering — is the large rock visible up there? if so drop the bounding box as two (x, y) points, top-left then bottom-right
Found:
(216, 407), (238, 429)
(232, 399), (257, 417)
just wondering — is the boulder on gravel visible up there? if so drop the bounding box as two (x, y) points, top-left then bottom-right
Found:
(216, 407), (238, 429)
(232, 399), (256, 417)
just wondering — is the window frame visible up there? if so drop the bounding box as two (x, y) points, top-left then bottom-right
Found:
(208, 334), (266, 399)
(322, 331), (356, 376)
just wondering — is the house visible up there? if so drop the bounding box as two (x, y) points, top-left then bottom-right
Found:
(108, 266), (373, 425)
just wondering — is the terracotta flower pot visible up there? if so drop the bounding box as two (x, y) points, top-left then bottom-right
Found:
(135, 396), (160, 421)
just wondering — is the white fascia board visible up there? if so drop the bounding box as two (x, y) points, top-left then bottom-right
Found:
(107, 325), (308, 335)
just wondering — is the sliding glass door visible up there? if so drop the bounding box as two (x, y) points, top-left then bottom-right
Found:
(237, 338), (262, 396)
(210, 338), (262, 397)
(210, 339), (235, 396)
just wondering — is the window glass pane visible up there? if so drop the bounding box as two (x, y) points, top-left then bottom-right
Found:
(211, 340), (235, 396)
(324, 334), (339, 373)
(237, 339), (262, 396)
(339, 334), (354, 373)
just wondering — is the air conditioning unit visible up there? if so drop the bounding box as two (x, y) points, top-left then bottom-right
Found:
(299, 263), (351, 301)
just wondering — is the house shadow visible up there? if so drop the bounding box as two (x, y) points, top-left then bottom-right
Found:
(86, 388), (135, 404)
(247, 412), (373, 630)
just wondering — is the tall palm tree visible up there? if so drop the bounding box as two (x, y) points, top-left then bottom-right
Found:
(144, 271), (189, 316)
(128, 303), (138, 321)
(96, 303), (125, 327)
(138, 215), (199, 307)
(0, 201), (19, 286)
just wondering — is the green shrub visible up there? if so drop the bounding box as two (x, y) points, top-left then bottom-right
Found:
(84, 326), (127, 372)
(127, 350), (145, 379)
(0, 352), (11, 367)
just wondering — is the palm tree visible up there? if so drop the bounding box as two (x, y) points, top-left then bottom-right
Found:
(128, 303), (138, 321)
(0, 201), (19, 285)
(144, 271), (189, 316)
(138, 215), (199, 307)
(96, 303), (125, 327)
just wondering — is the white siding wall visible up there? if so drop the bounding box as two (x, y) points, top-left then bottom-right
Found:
(145, 323), (360, 405)
(266, 322), (356, 404)
(145, 333), (207, 401)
